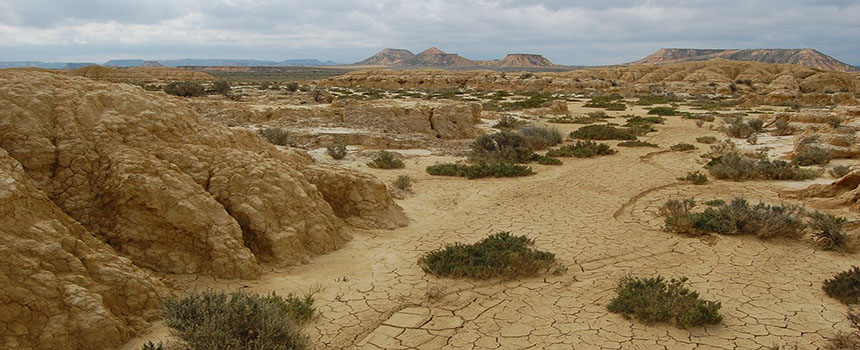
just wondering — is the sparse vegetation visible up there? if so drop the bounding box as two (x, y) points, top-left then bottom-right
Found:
(492, 115), (525, 129)
(723, 115), (763, 138)
(161, 290), (314, 350)
(367, 151), (405, 169)
(164, 81), (206, 97)
(618, 140), (659, 148)
(827, 310), (860, 350)
(705, 151), (822, 181)
(519, 126), (563, 150)
(471, 132), (534, 163)
(678, 171), (708, 184)
(418, 232), (561, 279)
(793, 146), (833, 166)
(426, 162), (535, 179)
(326, 143), (347, 160)
(533, 154), (563, 165)
(584, 96), (626, 111)
(392, 175), (413, 191)
(670, 143), (697, 152)
(212, 80), (231, 95)
(661, 198), (806, 239)
(258, 127), (292, 146)
(696, 136), (718, 144)
(809, 212), (851, 252)
(570, 125), (636, 140)
(823, 267), (860, 305)
(546, 141), (616, 158)
(830, 165), (852, 178)
(547, 115), (598, 124)
(607, 276), (722, 328)
(773, 117), (796, 136)
(647, 107), (680, 116)
(633, 95), (682, 106)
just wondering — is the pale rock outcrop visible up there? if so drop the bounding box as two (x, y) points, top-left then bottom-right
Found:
(797, 168), (860, 211)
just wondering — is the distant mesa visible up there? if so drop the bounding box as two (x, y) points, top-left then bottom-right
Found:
(632, 48), (859, 72)
(355, 47), (558, 68)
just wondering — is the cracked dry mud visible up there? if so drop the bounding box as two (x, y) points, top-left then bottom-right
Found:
(125, 116), (858, 350)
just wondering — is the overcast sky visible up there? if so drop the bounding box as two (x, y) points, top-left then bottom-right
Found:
(0, 0), (858, 65)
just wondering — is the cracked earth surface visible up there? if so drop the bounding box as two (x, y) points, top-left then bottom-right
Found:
(124, 115), (858, 350)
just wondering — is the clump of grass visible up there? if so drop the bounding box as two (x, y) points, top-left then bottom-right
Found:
(492, 115), (525, 129)
(426, 162), (535, 179)
(696, 136), (718, 144)
(519, 126), (563, 150)
(823, 267), (860, 305)
(570, 125), (636, 140)
(418, 232), (561, 279)
(367, 151), (405, 169)
(660, 198), (806, 239)
(809, 212), (851, 252)
(678, 171), (708, 185)
(830, 165), (852, 178)
(618, 140), (659, 148)
(326, 143), (347, 160)
(706, 151), (822, 181)
(546, 141), (616, 158)
(471, 132), (534, 163)
(793, 146), (834, 166)
(161, 290), (314, 350)
(647, 107), (680, 116)
(392, 175), (413, 191)
(258, 127), (292, 146)
(827, 310), (860, 350)
(670, 143), (697, 152)
(607, 276), (722, 328)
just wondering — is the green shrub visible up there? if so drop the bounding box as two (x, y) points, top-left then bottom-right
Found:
(258, 127), (292, 146)
(584, 96), (626, 111)
(285, 82), (300, 92)
(392, 175), (413, 191)
(501, 93), (553, 110)
(367, 151), (405, 169)
(618, 140), (659, 148)
(793, 146), (833, 166)
(570, 125), (636, 140)
(492, 115), (525, 129)
(823, 267), (860, 305)
(670, 143), (697, 152)
(706, 151), (821, 181)
(808, 212), (850, 251)
(326, 143), (347, 160)
(647, 107), (680, 116)
(161, 290), (313, 350)
(426, 162), (535, 179)
(704, 199), (726, 206)
(696, 136), (718, 144)
(533, 155), (563, 165)
(587, 111), (610, 119)
(661, 198), (806, 239)
(212, 80), (231, 95)
(723, 115), (761, 138)
(471, 132), (534, 163)
(519, 126), (563, 150)
(633, 95), (682, 106)
(418, 232), (560, 279)
(830, 165), (852, 178)
(164, 81), (206, 97)
(607, 276), (722, 328)
(678, 171), (708, 184)
(625, 116), (665, 126)
(546, 141), (616, 158)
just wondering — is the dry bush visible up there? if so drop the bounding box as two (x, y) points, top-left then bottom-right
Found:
(367, 151), (405, 169)
(607, 276), (722, 328)
(471, 132), (534, 163)
(326, 143), (347, 160)
(258, 127), (292, 146)
(418, 232), (562, 279)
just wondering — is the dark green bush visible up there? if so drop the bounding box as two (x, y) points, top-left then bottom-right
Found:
(258, 127), (292, 146)
(426, 162), (535, 179)
(647, 107), (680, 116)
(367, 151), (405, 169)
(661, 198), (806, 239)
(704, 199), (726, 207)
(706, 151), (821, 181)
(570, 125), (636, 140)
(618, 140), (659, 148)
(670, 143), (697, 152)
(607, 276), (722, 328)
(546, 141), (616, 158)
(519, 126), (563, 150)
(625, 116), (665, 126)
(793, 146), (833, 166)
(808, 212), (850, 251)
(418, 232), (560, 279)
(823, 267), (860, 305)
(696, 136), (718, 144)
(678, 171), (708, 184)
(471, 132), (534, 163)
(164, 81), (206, 97)
(326, 143), (347, 160)
(533, 155), (563, 165)
(161, 290), (314, 350)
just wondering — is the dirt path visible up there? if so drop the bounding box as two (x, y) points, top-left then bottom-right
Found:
(122, 116), (858, 350)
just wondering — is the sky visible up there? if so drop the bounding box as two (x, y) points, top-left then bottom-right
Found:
(0, 0), (858, 66)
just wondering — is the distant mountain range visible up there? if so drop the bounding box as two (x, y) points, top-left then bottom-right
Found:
(0, 58), (342, 69)
(355, 47), (559, 69)
(631, 48), (859, 72)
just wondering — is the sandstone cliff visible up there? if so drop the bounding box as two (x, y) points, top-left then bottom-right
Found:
(633, 48), (859, 73)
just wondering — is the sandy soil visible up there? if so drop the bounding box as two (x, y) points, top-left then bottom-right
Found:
(122, 103), (858, 350)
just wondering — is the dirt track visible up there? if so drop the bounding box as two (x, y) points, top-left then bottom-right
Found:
(123, 113), (857, 350)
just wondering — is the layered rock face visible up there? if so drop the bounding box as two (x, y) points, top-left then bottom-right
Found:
(799, 169), (860, 211)
(633, 48), (858, 72)
(68, 65), (215, 83)
(0, 69), (407, 348)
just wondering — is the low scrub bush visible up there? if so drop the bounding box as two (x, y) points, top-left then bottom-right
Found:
(625, 116), (665, 126)
(570, 125), (636, 140)
(258, 127), (292, 146)
(633, 95), (682, 106)
(670, 143), (697, 152)
(809, 212), (851, 251)
(830, 165), (852, 178)
(793, 146), (833, 166)
(471, 132), (534, 163)
(704, 199), (726, 206)
(418, 232), (561, 279)
(326, 143), (347, 160)
(661, 198), (806, 239)
(392, 175), (413, 191)
(161, 290), (314, 350)
(723, 115), (763, 139)
(678, 171), (708, 184)
(584, 96), (626, 111)
(823, 267), (860, 305)
(618, 140), (659, 148)
(501, 93), (553, 110)
(367, 151), (405, 169)
(519, 126), (563, 150)
(212, 80), (231, 95)
(706, 151), (821, 181)
(546, 141), (616, 158)
(607, 276), (722, 328)
(492, 115), (525, 129)
(164, 81), (206, 97)
(696, 136), (718, 144)
(426, 162), (534, 179)
(827, 310), (860, 350)
(773, 118), (796, 136)
(647, 107), (680, 116)
(548, 115), (598, 124)
(532, 154), (563, 165)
